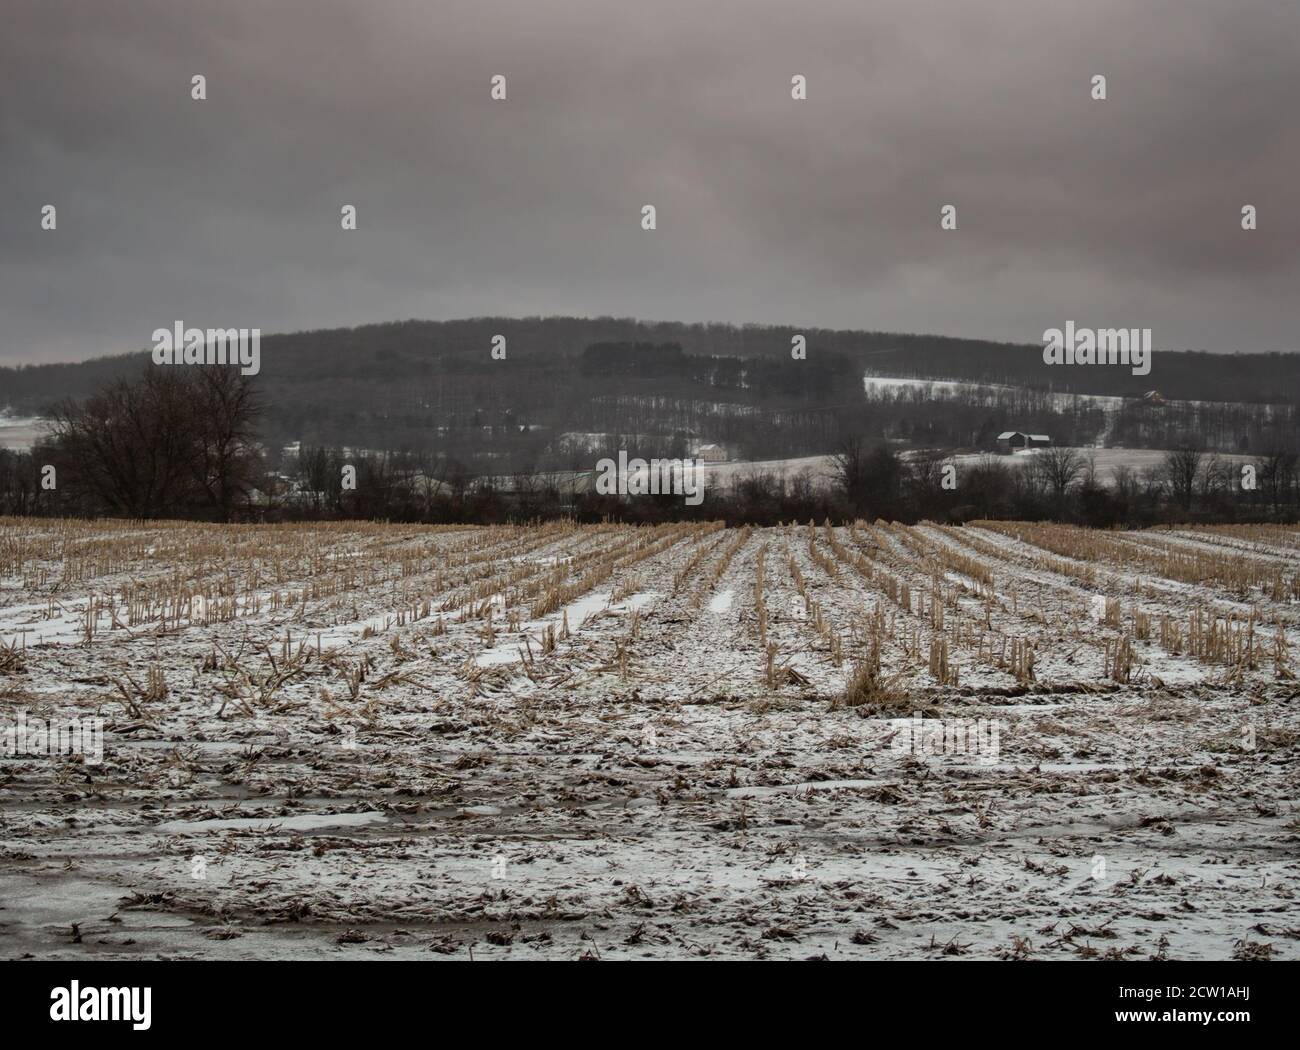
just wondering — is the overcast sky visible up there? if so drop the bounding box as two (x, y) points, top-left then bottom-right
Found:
(3, 0), (1298, 365)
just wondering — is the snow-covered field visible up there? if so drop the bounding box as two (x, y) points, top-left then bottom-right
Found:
(680, 446), (1253, 490)
(863, 373), (1292, 414)
(0, 414), (47, 452)
(865, 374), (1127, 413)
(1, 518), (1297, 960)
(946, 446), (1255, 477)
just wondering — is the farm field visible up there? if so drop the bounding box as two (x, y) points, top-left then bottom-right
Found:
(1, 517), (1298, 960)
(625, 447), (1254, 491)
(0, 414), (47, 452)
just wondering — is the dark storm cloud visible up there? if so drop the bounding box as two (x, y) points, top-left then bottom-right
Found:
(2, 0), (1298, 364)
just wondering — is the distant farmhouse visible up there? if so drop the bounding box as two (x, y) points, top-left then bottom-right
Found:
(996, 430), (1051, 454)
(694, 443), (728, 463)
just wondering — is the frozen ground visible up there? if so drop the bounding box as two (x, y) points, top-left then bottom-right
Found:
(683, 447), (1253, 491)
(865, 374), (1125, 414)
(946, 446), (1255, 477)
(862, 373), (1291, 414)
(0, 415), (47, 452)
(1, 518), (1297, 960)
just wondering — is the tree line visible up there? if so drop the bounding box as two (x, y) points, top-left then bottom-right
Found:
(2, 358), (1296, 527)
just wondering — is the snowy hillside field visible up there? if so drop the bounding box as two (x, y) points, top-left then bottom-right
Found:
(0, 414), (47, 452)
(648, 446), (1254, 491)
(1, 518), (1297, 960)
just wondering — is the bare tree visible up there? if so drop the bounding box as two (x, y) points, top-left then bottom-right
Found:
(831, 436), (869, 513)
(299, 446), (338, 514)
(48, 367), (195, 517)
(832, 437), (901, 517)
(186, 365), (263, 521)
(1081, 452), (1098, 487)
(47, 364), (263, 520)
(905, 448), (947, 515)
(1140, 464), (1165, 501)
(1258, 450), (1298, 512)
(965, 455), (1013, 518)
(1163, 447), (1203, 510)
(1035, 446), (1083, 502)
(1111, 465), (1138, 503)
(0, 449), (44, 515)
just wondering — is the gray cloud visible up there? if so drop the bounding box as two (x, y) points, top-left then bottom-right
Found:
(2, 0), (1298, 364)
